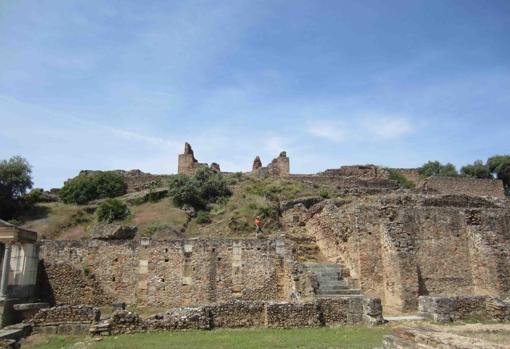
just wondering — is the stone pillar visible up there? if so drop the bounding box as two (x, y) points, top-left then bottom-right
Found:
(0, 243), (12, 299)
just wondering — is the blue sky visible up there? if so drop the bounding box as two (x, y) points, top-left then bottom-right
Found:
(1, 0), (509, 189)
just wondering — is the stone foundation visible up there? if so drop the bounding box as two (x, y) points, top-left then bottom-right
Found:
(89, 297), (383, 336)
(418, 295), (510, 323)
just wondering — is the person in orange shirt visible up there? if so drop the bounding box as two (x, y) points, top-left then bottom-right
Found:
(255, 216), (263, 238)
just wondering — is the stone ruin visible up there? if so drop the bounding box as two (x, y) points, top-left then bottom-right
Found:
(177, 142), (221, 175)
(251, 151), (290, 177)
(4, 144), (510, 348)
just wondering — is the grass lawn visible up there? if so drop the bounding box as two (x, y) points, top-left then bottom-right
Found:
(23, 326), (391, 349)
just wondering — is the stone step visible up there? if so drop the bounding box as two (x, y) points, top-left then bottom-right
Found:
(317, 289), (362, 296)
(318, 280), (348, 286)
(318, 285), (350, 291)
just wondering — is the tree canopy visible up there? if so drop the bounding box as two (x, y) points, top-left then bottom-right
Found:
(418, 161), (458, 177)
(0, 156), (33, 219)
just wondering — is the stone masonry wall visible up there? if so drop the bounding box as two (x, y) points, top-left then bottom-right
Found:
(91, 297), (383, 336)
(305, 194), (510, 312)
(30, 305), (100, 335)
(421, 176), (506, 199)
(38, 239), (294, 308)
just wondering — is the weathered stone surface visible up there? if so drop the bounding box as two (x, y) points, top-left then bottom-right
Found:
(209, 300), (266, 328)
(266, 302), (320, 328)
(383, 326), (510, 349)
(421, 176), (506, 199)
(210, 163), (221, 173)
(30, 305), (100, 335)
(252, 156), (262, 171)
(38, 239), (293, 308)
(252, 151), (290, 177)
(90, 224), (137, 240)
(304, 193), (510, 312)
(280, 197), (323, 211)
(419, 295), (510, 323)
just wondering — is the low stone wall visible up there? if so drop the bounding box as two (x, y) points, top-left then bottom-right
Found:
(209, 301), (265, 328)
(91, 297), (383, 336)
(418, 295), (510, 323)
(30, 305), (100, 335)
(267, 302), (320, 328)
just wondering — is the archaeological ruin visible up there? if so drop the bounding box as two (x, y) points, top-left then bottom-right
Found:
(1, 142), (509, 347)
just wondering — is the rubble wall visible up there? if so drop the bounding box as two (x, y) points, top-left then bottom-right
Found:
(421, 176), (506, 198)
(305, 195), (510, 312)
(38, 239), (293, 308)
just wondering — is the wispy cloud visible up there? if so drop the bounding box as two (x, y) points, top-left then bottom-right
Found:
(308, 114), (416, 143)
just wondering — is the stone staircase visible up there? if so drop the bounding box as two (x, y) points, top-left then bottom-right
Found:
(304, 263), (362, 297)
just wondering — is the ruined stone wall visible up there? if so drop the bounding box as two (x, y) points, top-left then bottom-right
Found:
(91, 297), (383, 336)
(290, 175), (399, 195)
(319, 165), (388, 178)
(392, 168), (423, 186)
(305, 194), (510, 312)
(77, 170), (172, 193)
(421, 176), (506, 199)
(38, 239), (294, 308)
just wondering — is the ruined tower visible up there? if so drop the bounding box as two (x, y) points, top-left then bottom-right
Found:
(252, 156), (262, 171)
(178, 142), (199, 175)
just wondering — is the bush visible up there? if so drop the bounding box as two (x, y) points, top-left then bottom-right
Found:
(96, 198), (130, 223)
(418, 161), (458, 177)
(60, 171), (127, 204)
(169, 167), (232, 210)
(388, 169), (416, 189)
(319, 190), (330, 199)
(0, 156), (33, 219)
(196, 211), (211, 224)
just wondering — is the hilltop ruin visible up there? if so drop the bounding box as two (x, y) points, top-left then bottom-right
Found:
(1, 142), (509, 346)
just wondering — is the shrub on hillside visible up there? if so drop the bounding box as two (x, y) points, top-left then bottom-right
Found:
(169, 167), (232, 210)
(418, 161), (458, 177)
(96, 198), (130, 223)
(196, 211), (211, 224)
(387, 169), (416, 189)
(60, 171), (127, 204)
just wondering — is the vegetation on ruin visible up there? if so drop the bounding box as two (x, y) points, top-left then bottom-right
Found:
(59, 171), (127, 204)
(418, 160), (458, 177)
(22, 326), (391, 349)
(387, 169), (416, 189)
(169, 167), (232, 210)
(96, 198), (130, 223)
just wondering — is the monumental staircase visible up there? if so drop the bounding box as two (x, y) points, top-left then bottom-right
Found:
(304, 263), (362, 297)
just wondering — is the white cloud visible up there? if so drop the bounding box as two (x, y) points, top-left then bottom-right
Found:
(308, 121), (348, 142)
(308, 114), (416, 142)
(362, 116), (415, 139)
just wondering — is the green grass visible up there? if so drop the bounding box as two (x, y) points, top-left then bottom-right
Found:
(23, 327), (390, 349)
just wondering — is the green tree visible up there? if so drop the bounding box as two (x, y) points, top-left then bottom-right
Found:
(487, 155), (510, 195)
(0, 156), (33, 219)
(169, 167), (232, 210)
(60, 171), (127, 204)
(96, 198), (130, 223)
(461, 160), (492, 179)
(418, 161), (458, 177)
